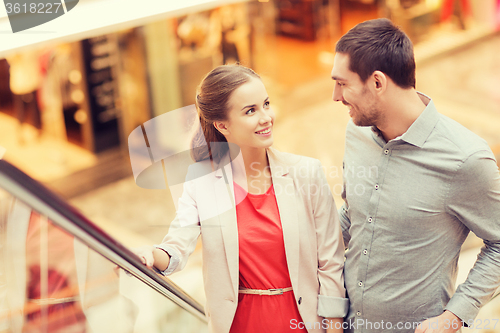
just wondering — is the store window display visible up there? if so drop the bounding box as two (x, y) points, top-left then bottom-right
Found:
(497, 0), (500, 29)
(175, 5), (251, 106)
(440, 0), (472, 30)
(6, 50), (43, 143)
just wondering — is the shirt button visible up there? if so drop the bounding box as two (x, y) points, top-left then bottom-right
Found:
(356, 311), (362, 316)
(374, 184), (379, 190)
(358, 281), (363, 287)
(363, 249), (368, 255)
(367, 217), (373, 223)
(384, 149), (389, 155)
(298, 297), (302, 305)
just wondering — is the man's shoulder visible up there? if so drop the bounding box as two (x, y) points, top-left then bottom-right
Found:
(345, 119), (374, 140)
(434, 113), (490, 156)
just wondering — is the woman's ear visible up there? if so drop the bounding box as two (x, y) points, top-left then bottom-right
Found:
(372, 71), (387, 94)
(214, 121), (229, 136)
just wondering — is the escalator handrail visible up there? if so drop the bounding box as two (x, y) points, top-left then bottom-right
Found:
(0, 159), (207, 322)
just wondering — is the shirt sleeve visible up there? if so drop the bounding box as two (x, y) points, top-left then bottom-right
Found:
(153, 245), (182, 276)
(155, 177), (201, 276)
(312, 160), (349, 318)
(445, 149), (500, 323)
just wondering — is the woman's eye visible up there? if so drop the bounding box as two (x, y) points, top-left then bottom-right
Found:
(264, 101), (270, 108)
(246, 108), (255, 115)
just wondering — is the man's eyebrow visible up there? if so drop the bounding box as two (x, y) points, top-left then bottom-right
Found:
(332, 75), (346, 81)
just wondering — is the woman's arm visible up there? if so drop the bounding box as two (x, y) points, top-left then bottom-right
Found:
(133, 176), (201, 275)
(312, 159), (349, 320)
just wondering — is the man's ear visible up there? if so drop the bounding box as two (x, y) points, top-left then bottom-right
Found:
(372, 71), (387, 94)
(214, 121), (229, 136)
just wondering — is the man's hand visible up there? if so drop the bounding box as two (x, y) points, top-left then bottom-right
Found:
(415, 310), (463, 333)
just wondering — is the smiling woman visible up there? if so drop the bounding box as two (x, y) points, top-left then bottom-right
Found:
(190, 65), (266, 164)
(132, 64), (348, 333)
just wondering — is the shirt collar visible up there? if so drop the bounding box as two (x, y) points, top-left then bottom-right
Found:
(371, 92), (440, 148)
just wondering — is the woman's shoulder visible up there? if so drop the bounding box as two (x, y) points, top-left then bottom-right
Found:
(185, 158), (214, 182)
(268, 147), (322, 174)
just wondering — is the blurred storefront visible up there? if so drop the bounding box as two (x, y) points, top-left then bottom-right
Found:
(0, 0), (498, 189)
(0, 1), (271, 154)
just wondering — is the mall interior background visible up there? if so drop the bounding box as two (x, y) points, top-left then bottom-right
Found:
(1, 0), (500, 332)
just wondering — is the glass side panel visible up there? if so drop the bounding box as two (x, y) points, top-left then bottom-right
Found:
(0, 187), (207, 333)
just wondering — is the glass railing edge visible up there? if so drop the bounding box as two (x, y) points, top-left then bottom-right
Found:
(0, 159), (207, 323)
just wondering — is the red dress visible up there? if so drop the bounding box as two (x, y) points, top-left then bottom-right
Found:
(229, 183), (307, 333)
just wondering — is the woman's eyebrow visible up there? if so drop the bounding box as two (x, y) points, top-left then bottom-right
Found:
(241, 104), (256, 111)
(241, 97), (269, 111)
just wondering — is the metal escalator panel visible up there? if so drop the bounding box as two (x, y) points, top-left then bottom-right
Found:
(0, 160), (207, 333)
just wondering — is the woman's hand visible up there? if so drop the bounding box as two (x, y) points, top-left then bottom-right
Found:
(131, 245), (171, 272)
(325, 318), (344, 333)
(132, 245), (156, 268)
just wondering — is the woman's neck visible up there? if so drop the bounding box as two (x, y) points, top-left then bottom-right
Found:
(230, 146), (271, 194)
(240, 147), (269, 177)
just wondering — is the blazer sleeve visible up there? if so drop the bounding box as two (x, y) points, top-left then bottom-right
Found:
(312, 160), (349, 318)
(339, 161), (351, 248)
(155, 177), (201, 275)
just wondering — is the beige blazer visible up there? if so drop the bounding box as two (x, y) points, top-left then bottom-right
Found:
(157, 147), (348, 332)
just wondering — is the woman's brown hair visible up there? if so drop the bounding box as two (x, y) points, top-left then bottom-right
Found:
(191, 64), (261, 162)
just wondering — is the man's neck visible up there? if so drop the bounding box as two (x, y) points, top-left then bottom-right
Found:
(377, 90), (427, 142)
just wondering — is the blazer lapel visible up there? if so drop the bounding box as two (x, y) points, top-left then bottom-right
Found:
(213, 154), (239, 298)
(268, 148), (300, 292)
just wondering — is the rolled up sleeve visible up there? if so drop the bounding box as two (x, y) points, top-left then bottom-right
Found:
(153, 245), (182, 276)
(317, 295), (349, 318)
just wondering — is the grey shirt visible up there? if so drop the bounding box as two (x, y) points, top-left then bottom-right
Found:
(340, 93), (500, 332)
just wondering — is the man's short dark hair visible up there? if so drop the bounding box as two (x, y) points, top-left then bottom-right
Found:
(335, 18), (416, 89)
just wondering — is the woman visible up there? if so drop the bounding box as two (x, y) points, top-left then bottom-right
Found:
(135, 65), (347, 332)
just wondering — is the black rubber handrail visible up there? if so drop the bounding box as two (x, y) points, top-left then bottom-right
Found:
(0, 159), (206, 322)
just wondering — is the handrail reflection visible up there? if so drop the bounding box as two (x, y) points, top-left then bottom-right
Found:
(0, 159), (207, 322)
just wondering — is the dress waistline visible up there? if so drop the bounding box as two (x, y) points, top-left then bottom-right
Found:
(238, 286), (293, 296)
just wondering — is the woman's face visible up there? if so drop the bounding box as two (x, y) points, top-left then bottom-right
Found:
(217, 77), (275, 151)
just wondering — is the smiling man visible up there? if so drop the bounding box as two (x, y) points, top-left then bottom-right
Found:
(331, 18), (500, 333)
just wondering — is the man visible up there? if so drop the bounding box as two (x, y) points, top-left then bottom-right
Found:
(331, 18), (500, 333)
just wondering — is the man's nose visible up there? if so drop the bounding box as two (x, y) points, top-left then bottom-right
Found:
(332, 85), (342, 102)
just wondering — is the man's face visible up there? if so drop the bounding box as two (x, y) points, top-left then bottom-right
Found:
(331, 53), (381, 127)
